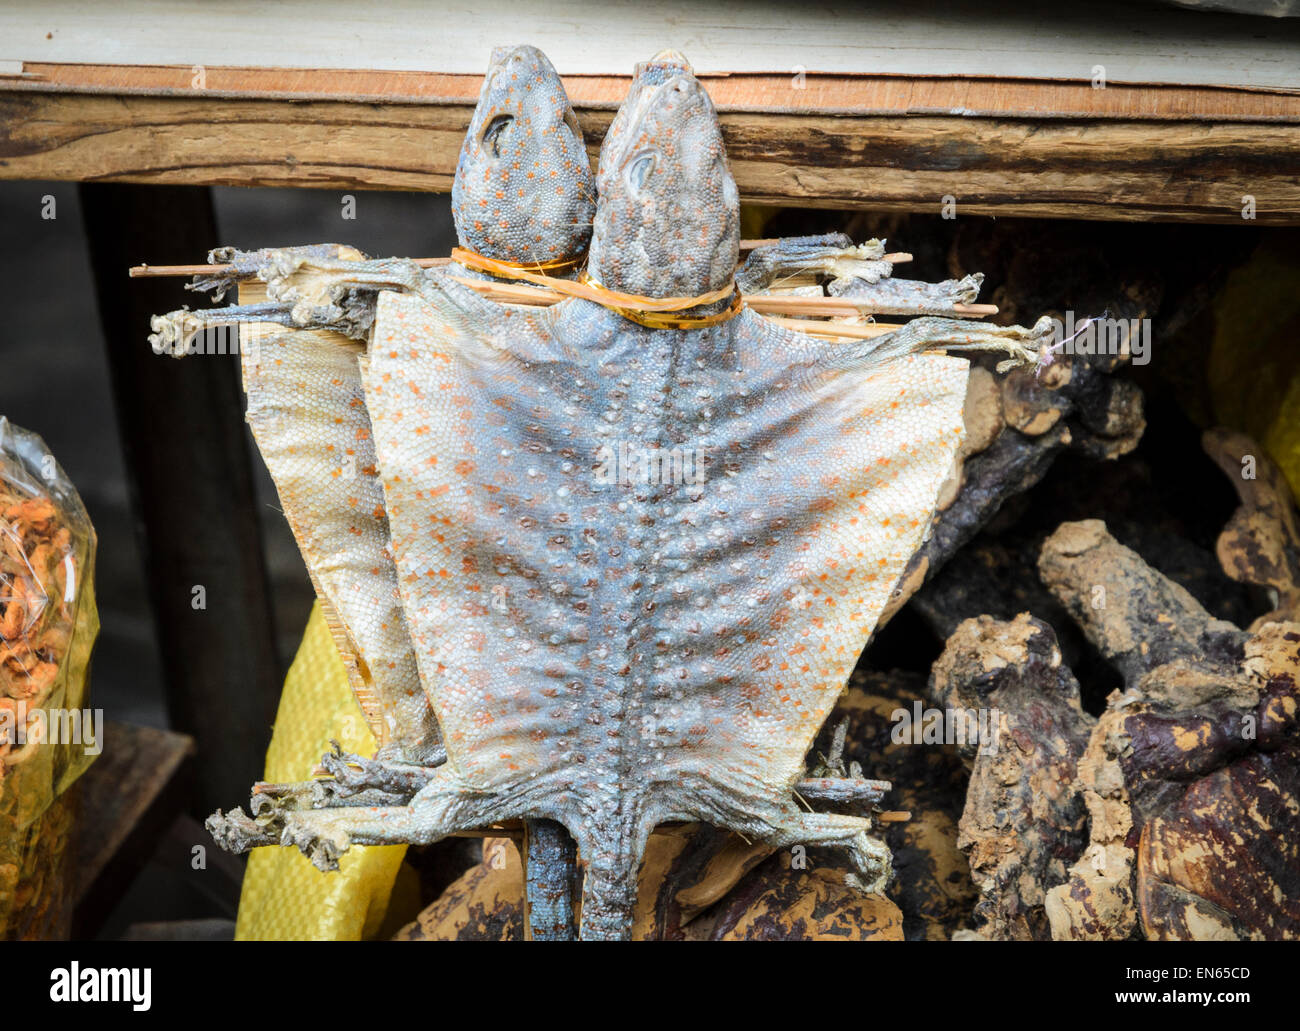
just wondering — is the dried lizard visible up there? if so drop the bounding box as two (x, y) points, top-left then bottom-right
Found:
(151, 45), (596, 776)
(738, 231), (986, 317)
(208, 53), (1051, 940)
(181, 44), (597, 938)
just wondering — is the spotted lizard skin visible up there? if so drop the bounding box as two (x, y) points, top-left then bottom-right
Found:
(240, 328), (441, 762)
(205, 52), (1051, 940)
(230, 46), (595, 765)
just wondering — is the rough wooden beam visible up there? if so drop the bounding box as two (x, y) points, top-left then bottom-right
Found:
(13, 63), (1300, 121)
(3, 77), (1297, 223)
(72, 722), (196, 937)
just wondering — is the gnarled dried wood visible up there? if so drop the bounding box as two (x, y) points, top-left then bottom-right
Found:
(1038, 519), (1300, 941)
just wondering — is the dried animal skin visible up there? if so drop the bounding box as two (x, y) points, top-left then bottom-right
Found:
(218, 46), (598, 766)
(351, 282), (970, 937)
(207, 55), (1052, 940)
(240, 328), (439, 761)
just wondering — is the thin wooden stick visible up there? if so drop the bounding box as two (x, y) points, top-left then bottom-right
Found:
(127, 245), (913, 279)
(455, 810), (913, 837)
(875, 811), (912, 823)
(445, 274), (994, 322)
(760, 315), (900, 340)
(745, 294), (996, 318)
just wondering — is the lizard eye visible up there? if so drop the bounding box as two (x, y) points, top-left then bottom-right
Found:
(482, 115), (514, 157)
(626, 153), (657, 193)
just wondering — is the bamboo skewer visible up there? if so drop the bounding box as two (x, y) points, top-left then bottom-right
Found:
(131, 255), (454, 278)
(127, 245), (915, 279)
(248, 814), (910, 841)
(746, 294), (996, 318)
(452, 810), (910, 838)
(760, 315), (900, 340)
(443, 274), (995, 329)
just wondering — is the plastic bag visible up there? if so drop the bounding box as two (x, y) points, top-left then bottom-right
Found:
(0, 417), (99, 939)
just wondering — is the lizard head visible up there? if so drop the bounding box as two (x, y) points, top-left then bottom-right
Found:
(451, 44), (595, 265)
(588, 54), (739, 300)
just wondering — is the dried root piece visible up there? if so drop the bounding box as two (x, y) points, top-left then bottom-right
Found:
(1037, 519), (1250, 702)
(395, 836), (905, 942)
(393, 838), (527, 941)
(390, 829), (763, 941)
(929, 614), (1094, 939)
(1038, 519), (1300, 940)
(693, 855), (904, 941)
(803, 671), (975, 941)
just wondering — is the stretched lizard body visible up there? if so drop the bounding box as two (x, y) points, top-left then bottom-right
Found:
(160, 46), (595, 768)
(206, 49), (1052, 942)
(338, 59), (1045, 938)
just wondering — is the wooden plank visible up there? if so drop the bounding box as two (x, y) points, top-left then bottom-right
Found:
(74, 722), (195, 900)
(72, 721), (196, 937)
(3, 89), (1296, 223)
(12, 63), (1300, 120)
(4, 0), (1299, 90)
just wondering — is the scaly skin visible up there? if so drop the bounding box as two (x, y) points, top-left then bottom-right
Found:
(207, 51), (1053, 941)
(193, 45), (596, 940)
(452, 44), (594, 264)
(167, 45), (595, 765)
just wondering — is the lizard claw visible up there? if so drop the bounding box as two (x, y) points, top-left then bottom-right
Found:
(278, 810), (354, 872)
(314, 740), (438, 802)
(148, 310), (205, 358)
(205, 805), (281, 854)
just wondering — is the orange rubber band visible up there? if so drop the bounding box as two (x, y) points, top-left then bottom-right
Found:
(452, 248), (587, 275)
(452, 247), (739, 326)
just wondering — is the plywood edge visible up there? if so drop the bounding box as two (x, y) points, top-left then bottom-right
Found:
(8, 61), (1300, 123)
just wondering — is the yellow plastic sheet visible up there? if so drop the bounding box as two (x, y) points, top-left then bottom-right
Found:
(1208, 235), (1300, 501)
(235, 603), (406, 940)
